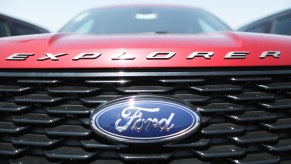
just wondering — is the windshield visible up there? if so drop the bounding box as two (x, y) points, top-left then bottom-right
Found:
(60, 6), (231, 34)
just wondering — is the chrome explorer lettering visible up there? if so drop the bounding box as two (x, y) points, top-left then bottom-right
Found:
(5, 51), (281, 61)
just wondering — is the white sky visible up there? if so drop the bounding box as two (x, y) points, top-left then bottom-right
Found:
(1, 0), (291, 32)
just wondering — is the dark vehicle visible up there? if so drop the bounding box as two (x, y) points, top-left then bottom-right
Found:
(60, 5), (231, 34)
(238, 8), (291, 35)
(0, 13), (49, 37)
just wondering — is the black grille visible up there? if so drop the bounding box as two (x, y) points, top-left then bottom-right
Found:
(1, 68), (291, 164)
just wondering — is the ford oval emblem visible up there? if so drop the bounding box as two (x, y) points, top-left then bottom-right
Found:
(90, 96), (200, 144)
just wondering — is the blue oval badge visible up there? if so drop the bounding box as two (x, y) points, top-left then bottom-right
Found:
(90, 96), (200, 143)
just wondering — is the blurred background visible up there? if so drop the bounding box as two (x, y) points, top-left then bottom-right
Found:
(1, 0), (291, 32)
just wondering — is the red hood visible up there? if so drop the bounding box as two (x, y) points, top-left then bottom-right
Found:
(0, 32), (290, 69)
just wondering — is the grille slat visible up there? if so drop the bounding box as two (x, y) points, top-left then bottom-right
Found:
(119, 153), (172, 161)
(198, 103), (244, 113)
(258, 82), (291, 90)
(15, 94), (63, 103)
(17, 79), (61, 84)
(81, 95), (119, 104)
(46, 105), (92, 114)
(85, 79), (131, 84)
(11, 134), (62, 146)
(194, 145), (246, 158)
(12, 114), (62, 124)
(170, 159), (210, 164)
(261, 118), (291, 130)
(10, 156), (60, 164)
(229, 131), (278, 144)
(160, 78), (205, 83)
(263, 139), (291, 152)
(164, 138), (211, 148)
(227, 92), (274, 101)
(202, 123), (245, 135)
(229, 77), (272, 82)
(260, 99), (291, 109)
(229, 153), (280, 164)
(0, 143), (27, 155)
(45, 125), (91, 137)
(0, 85), (31, 93)
(0, 102), (29, 112)
(228, 111), (277, 122)
(173, 94), (210, 102)
(45, 147), (97, 160)
(0, 69), (291, 163)
(191, 84), (242, 92)
(117, 86), (173, 93)
(0, 122), (28, 133)
(47, 86), (100, 94)
(80, 139), (127, 149)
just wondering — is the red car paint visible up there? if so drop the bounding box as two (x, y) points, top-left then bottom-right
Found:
(0, 32), (290, 69)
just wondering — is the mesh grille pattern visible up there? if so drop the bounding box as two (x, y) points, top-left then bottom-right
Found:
(0, 69), (291, 164)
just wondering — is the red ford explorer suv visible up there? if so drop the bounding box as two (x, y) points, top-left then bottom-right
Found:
(0, 5), (290, 164)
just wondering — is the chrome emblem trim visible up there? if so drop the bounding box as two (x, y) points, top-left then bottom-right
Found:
(90, 96), (201, 144)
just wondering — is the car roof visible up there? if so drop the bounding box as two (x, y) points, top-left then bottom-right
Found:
(90, 4), (204, 10)
(0, 13), (49, 33)
(238, 8), (291, 31)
